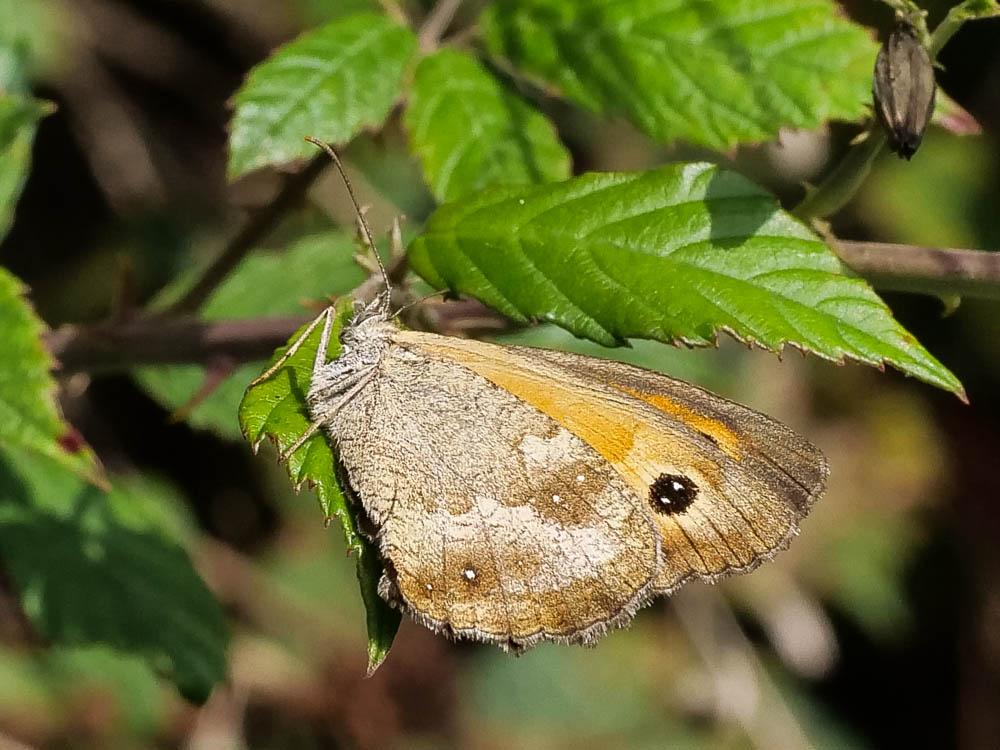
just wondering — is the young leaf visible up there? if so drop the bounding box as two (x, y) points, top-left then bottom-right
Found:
(228, 12), (417, 178)
(931, 88), (982, 137)
(482, 0), (876, 150)
(0, 94), (48, 239)
(0, 268), (103, 484)
(408, 164), (964, 398)
(0, 446), (229, 703)
(135, 231), (367, 438)
(239, 298), (400, 673)
(404, 48), (571, 202)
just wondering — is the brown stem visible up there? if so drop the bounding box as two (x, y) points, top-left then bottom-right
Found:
(45, 242), (1000, 373)
(835, 240), (1000, 300)
(47, 315), (314, 373)
(164, 153), (328, 315)
(418, 0), (464, 52)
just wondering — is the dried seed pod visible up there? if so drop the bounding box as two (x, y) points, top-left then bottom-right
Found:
(873, 23), (936, 160)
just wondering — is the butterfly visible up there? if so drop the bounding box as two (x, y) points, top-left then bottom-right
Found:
(250, 139), (828, 651)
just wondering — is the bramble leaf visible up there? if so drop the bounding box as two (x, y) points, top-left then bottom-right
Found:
(405, 48), (571, 202)
(0, 268), (103, 484)
(239, 298), (400, 673)
(228, 12), (417, 178)
(0, 94), (48, 239)
(0, 447), (228, 703)
(482, 0), (876, 150)
(409, 163), (963, 397)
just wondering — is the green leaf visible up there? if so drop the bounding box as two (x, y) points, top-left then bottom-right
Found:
(408, 163), (964, 397)
(0, 446), (229, 703)
(0, 94), (48, 239)
(482, 0), (876, 150)
(0, 267), (103, 483)
(0, 0), (65, 82)
(404, 48), (571, 202)
(239, 298), (400, 672)
(134, 231), (367, 438)
(228, 12), (417, 178)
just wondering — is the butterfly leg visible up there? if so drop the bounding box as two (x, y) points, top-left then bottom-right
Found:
(311, 303), (337, 378)
(278, 372), (374, 462)
(249, 306), (333, 387)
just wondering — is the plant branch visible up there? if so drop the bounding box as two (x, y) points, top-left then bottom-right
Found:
(418, 0), (463, 52)
(835, 240), (1000, 299)
(376, 0), (410, 26)
(673, 588), (814, 750)
(44, 241), (1000, 374)
(48, 315), (313, 373)
(793, 129), (887, 222)
(930, 1), (1000, 58)
(164, 153), (328, 315)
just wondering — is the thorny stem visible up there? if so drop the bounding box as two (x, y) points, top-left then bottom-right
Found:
(793, 2), (989, 221)
(44, 242), (1000, 373)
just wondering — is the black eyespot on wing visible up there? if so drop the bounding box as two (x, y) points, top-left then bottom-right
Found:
(649, 473), (698, 515)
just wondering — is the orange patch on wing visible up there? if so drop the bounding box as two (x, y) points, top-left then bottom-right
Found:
(615, 386), (743, 460)
(400, 334), (694, 496)
(454, 356), (637, 466)
(402, 335), (636, 451)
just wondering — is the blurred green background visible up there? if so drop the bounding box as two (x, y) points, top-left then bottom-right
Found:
(1, 0), (999, 748)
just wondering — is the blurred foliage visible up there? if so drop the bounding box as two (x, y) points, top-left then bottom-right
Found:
(136, 230), (366, 438)
(0, 445), (228, 703)
(0, 0), (998, 748)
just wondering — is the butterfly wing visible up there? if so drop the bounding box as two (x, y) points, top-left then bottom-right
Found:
(329, 341), (662, 649)
(395, 330), (828, 596)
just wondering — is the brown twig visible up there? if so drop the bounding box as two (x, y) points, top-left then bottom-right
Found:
(47, 315), (314, 373)
(164, 153), (329, 315)
(44, 241), (1000, 373)
(49, 254), (413, 373)
(835, 240), (1000, 300)
(418, 0), (464, 52)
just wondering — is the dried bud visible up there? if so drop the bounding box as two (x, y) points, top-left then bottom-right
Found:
(873, 23), (936, 160)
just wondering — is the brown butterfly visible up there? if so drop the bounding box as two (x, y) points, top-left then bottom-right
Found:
(253, 139), (828, 650)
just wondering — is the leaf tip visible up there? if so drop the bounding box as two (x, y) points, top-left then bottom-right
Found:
(365, 638), (394, 677)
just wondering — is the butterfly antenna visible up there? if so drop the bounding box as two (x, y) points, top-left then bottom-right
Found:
(391, 289), (449, 320)
(304, 136), (391, 310)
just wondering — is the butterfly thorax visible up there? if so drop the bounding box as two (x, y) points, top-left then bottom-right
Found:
(306, 306), (394, 410)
